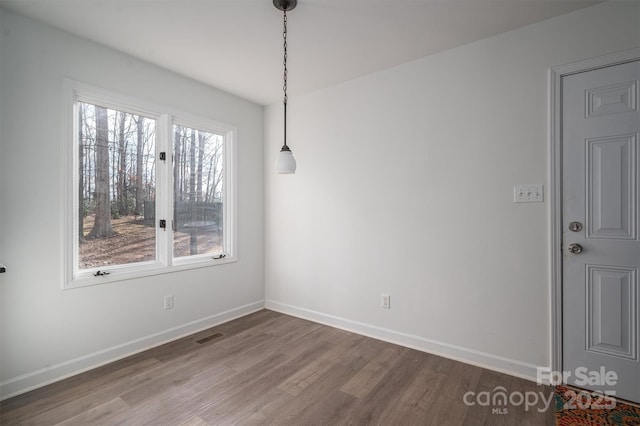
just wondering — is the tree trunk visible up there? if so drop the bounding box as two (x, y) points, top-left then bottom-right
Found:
(189, 129), (197, 255)
(87, 105), (114, 239)
(135, 116), (144, 215)
(211, 142), (223, 201)
(189, 128), (196, 202)
(86, 125), (92, 208)
(205, 154), (213, 203)
(196, 133), (205, 202)
(111, 116), (117, 204)
(78, 105), (85, 242)
(117, 112), (127, 215)
(173, 127), (181, 202)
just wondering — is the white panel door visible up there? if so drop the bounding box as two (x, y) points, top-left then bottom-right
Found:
(562, 60), (640, 403)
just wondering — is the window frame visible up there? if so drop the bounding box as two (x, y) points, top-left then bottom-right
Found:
(63, 79), (237, 289)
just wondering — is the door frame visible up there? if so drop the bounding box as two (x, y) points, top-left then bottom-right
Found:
(549, 47), (640, 375)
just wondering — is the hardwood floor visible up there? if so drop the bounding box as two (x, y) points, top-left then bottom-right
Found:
(0, 310), (554, 425)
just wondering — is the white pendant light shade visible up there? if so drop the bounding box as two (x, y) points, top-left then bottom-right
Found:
(274, 0), (297, 175)
(275, 149), (296, 174)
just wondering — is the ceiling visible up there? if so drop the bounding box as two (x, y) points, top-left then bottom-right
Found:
(0, 0), (601, 105)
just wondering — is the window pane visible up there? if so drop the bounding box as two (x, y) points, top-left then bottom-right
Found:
(172, 125), (224, 258)
(78, 102), (157, 269)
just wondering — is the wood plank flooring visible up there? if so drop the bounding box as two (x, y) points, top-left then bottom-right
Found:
(0, 310), (554, 425)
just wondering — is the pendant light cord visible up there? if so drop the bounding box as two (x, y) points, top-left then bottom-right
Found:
(282, 9), (290, 151)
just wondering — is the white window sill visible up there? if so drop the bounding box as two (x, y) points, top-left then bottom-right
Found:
(65, 256), (237, 289)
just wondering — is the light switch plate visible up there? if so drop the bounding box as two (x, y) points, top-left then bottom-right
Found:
(514, 184), (543, 203)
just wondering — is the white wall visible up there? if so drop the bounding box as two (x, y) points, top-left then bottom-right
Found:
(0, 9), (264, 398)
(265, 1), (640, 380)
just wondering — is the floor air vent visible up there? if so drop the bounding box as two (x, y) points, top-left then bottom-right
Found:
(195, 332), (224, 344)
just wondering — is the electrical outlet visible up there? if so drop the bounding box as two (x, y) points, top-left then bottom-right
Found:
(381, 294), (390, 309)
(164, 294), (174, 310)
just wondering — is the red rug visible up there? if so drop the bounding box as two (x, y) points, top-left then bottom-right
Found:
(555, 385), (640, 425)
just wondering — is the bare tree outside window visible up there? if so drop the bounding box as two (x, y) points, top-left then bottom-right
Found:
(86, 105), (113, 240)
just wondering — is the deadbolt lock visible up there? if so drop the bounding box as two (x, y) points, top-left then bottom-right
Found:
(568, 222), (583, 232)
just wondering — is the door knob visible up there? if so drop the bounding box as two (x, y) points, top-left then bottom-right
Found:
(567, 243), (583, 254)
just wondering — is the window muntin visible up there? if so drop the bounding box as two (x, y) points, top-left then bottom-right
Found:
(66, 80), (236, 288)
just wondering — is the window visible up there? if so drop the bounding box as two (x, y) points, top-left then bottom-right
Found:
(172, 124), (225, 259)
(64, 80), (235, 288)
(77, 102), (158, 269)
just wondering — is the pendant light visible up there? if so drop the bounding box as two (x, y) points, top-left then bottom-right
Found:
(274, 0), (297, 174)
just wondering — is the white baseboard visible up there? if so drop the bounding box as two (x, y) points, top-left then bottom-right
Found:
(265, 300), (546, 384)
(0, 300), (265, 400)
